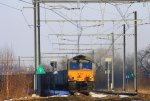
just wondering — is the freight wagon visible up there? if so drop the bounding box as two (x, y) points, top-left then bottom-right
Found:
(41, 70), (68, 96)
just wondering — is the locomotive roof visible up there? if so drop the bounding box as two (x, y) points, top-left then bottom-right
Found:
(70, 54), (94, 62)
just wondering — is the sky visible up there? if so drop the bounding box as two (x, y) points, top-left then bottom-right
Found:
(0, 0), (150, 65)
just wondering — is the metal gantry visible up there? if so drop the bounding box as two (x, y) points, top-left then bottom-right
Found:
(48, 33), (136, 36)
(52, 43), (123, 45)
(32, 0), (146, 95)
(41, 19), (142, 23)
(40, 0), (150, 3)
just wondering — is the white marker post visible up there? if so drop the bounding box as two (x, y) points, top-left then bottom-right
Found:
(105, 58), (112, 91)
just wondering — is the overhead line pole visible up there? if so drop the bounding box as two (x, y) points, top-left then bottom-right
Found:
(37, 0), (41, 95)
(123, 24), (126, 91)
(134, 11), (138, 92)
(37, 0), (41, 67)
(78, 30), (80, 54)
(33, 0), (41, 95)
(33, 0), (37, 94)
(18, 56), (21, 74)
(108, 62), (110, 91)
(112, 32), (114, 91)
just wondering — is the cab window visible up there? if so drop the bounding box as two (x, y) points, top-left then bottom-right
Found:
(70, 63), (80, 70)
(82, 63), (92, 70)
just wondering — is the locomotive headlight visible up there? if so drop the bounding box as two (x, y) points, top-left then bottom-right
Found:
(85, 76), (93, 81)
(90, 76), (93, 79)
(90, 77), (93, 80)
(72, 77), (74, 80)
(69, 75), (74, 81)
(85, 77), (90, 81)
(89, 77), (92, 80)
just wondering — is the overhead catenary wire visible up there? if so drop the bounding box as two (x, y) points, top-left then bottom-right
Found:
(21, 11), (34, 30)
(0, 1), (134, 40)
(77, 3), (86, 53)
(17, 0), (81, 27)
(42, 3), (87, 29)
(17, 0), (142, 38)
(146, 3), (150, 23)
(17, 0), (86, 42)
(0, 2), (22, 11)
(100, 26), (132, 59)
(0, 1), (33, 30)
(124, 3), (134, 17)
(114, 4), (130, 28)
(3, 1), (150, 59)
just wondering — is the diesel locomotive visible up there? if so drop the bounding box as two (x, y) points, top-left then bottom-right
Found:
(67, 55), (95, 91)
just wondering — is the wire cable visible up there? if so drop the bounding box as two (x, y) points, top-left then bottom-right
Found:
(0, 2), (22, 11)
(0, 1), (33, 31)
(21, 11), (34, 30)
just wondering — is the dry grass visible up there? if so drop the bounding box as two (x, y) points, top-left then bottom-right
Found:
(0, 74), (33, 100)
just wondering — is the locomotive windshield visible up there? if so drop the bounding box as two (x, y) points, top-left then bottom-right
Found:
(82, 63), (92, 70)
(70, 62), (92, 70)
(70, 62), (80, 70)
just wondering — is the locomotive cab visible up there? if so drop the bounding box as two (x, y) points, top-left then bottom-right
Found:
(67, 55), (95, 91)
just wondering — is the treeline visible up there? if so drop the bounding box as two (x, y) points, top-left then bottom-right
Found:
(0, 45), (150, 99)
(0, 48), (33, 100)
(94, 46), (150, 91)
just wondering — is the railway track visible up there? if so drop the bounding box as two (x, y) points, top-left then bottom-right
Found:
(69, 90), (90, 96)
(93, 90), (138, 96)
(70, 89), (138, 98)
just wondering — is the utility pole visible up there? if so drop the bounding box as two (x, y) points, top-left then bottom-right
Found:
(111, 32), (114, 91)
(77, 22), (80, 54)
(134, 11), (137, 92)
(33, 0), (41, 95)
(78, 34), (80, 54)
(18, 56), (21, 74)
(107, 62), (110, 91)
(33, 0), (37, 94)
(92, 50), (94, 60)
(123, 24), (126, 91)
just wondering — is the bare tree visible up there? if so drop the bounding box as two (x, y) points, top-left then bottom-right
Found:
(0, 48), (14, 99)
(0, 48), (33, 100)
(138, 46), (150, 78)
(60, 59), (67, 70)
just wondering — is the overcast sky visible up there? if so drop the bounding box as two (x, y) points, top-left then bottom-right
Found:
(0, 0), (150, 65)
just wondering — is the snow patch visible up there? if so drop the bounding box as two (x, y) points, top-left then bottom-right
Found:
(119, 95), (129, 98)
(47, 90), (70, 96)
(89, 92), (108, 98)
(50, 95), (69, 97)
(4, 99), (13, 101)
(32, 94), (40, 98)
(74, 92), (81, 96)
